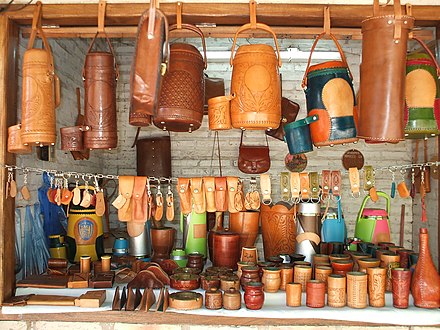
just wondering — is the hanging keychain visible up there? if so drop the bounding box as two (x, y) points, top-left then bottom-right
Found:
(20, 170), (31, 201)
(7, 168), (17, 198)
(397, 169), (410, 198)
(54, 176), (62, 206)
(166, 179), (174, 221)
(154, 179), (164, 221)
(390, 168), (396, 198)
(244, 177), (260, 211)
(94, 175), (105, 217)
(47, 174), (55, 203)
(61, 175), (73, 205)
(72, 178), (81, 205)
(80, 177), (92, 208)
(146, 178), (153, 220)
(410, 168), (416, 199)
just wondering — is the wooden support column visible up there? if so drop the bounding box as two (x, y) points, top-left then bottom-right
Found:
(0, 15), (19, 303)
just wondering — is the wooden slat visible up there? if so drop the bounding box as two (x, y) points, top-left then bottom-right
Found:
(0, 16), (18, 304)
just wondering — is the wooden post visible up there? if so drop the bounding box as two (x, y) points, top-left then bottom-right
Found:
(437, 25), (440, 269)
(0, 15), (19, 303)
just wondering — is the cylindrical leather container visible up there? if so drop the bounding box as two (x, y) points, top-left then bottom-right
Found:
(200, 273), (220, 291)
(186, 252), (205, 273)
(313, 254), (330, 267)
(391, 268), (411, 309)
(357, 257), (380, 273)
(7, 124), (32, 154)
(212, 230), (240, 270)
(240, 266), (260, 289)
(223, 288), (241, 310)
(367, 266), (386, 307)
(286, 282), (302, 307)
(279, 265), (294, 291)
(358, 0), (414, 143)
(379, 252), (400, 291)
(243, 282), (265, 310)
(327, 274), (346, 308)
(83, 50), (118, 150)
(396, 249), (413, 269)
(262, 267), (281, 293)
(101, 255), (111, 272)
(260, 202), (296, 261)
(294, 265), (312, 292)
(208, 95), (234, 130)
(350, 252), (371, 272)
(347, 271), (368, 309)
(295, 202), (321, 262)
(240, 246), (258, 264)
(237, 261), (254, 279)
(306, 280), (326, 308)
(314, 266), (332, 292)
(205, 288), (222, 310)
(331, 259), (354, 277)
(155, 27), (206, 132)
(80, 255), (91, 274)
(229, 211), (260, 252)
(60, 126), (85, 152)
(150, 227), (176, 263)
(230, 42), (281, 130)
(136, 136), (171, 177)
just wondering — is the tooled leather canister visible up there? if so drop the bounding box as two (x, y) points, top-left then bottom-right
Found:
(306, 280), (325, 308)
(229, 211), (260, 252)
(327, 274), (346, 308)
(357, 0), (414, 143)
(286, 282), (302, 307)
(60, 126), (84, 152)
(83, 47), (118, 150)
(136, 136), (171, 177)
(379, 252), (400, 292)
(391, 268), (412, 309)
(205, 288), (222, 310)
(314, 266), (332, 292)
(294, 265), (312, 293)
(212, 230), (240, 270)
(260, 202), (296, 261)
(223, 288), (241, 310)
(7, 124), (32, 154)
(347, 271), (368, 309)
(411, 228), (440, 309)
(367, 267), (386, 307)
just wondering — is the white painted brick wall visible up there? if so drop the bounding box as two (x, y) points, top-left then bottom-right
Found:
(14, 35), (438, 264)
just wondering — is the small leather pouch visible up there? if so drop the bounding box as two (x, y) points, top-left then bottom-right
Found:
(204, 176), (216, 212)
(238, 131), (271, 174)
(132, 176), (147, 222)
(266, 97), (300, 141)
(60, 126), (85, 152)
(227, 176), (240, 213)
(190, 177), (206, 214)
(177, 178), (192, 215)
(7, 124), (32, 154)
(117, 176), (135, 222)
(215, 177), (228, 212)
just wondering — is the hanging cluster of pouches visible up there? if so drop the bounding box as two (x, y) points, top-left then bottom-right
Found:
(9, 1), (60, 153)
(404, 34), (440, 139)
(357, 0), (414, 143)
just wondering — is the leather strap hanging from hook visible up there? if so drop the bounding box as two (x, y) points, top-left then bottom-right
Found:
(176, 2), (182, 29)
(323, 6), (331, 35)
(249, 0), (257, 29)
(98, 0), (106, 34)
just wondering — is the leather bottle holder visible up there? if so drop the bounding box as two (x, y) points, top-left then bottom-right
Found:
(83, 33), (119, 150)
(7, 124), (32, 154)
(358, 0), (414, 143)
(204, 75), (225, 110)
(154, 23), (207, 132)
(20, 2), (60, 147)
(266, 97), (300, 141)
(136, 136), (172, 178)
(130, 4), (169, 127)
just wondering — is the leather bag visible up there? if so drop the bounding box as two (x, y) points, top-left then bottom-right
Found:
(404, 37), (440, 139)
(154, 23), (207, 132)
(136, 136), (172, 178)
(20, 2), (60, 147)
(230, 22), (281, 130)
(357, 0), (414, 143)
(302, 33), (358, 147)
(130, 4), (169, 127)
(321, 198), (347, 244)
(238, 132), (271, 174)
(83, 33), (119, 150)
(266, 97), (300, 141)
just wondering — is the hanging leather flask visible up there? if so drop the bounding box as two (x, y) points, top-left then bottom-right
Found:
(83, 33), (119, 150)
(20, 2), (60, 147)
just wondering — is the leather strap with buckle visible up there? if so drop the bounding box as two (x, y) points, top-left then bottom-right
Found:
(166, 183), (174, 221)
(154, 184), (164, 221)
(116, 176), (135, 221)
(348, 167), (360, 198)
(245, 177), (260, 210)
(132, 176), (147, 222)
(309, 171), (320, 200)
(300, 172), (310, 201)
(227, 176), (240, 213)
(290, 172), (300, 203)
(321, 170), (331, 200)
(280, 172), (290, 202)
(330, 170), (341, 199)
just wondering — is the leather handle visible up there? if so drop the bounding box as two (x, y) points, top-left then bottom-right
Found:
(373, 0), (403, 40)
(410, 36), (440, 78)
(323, 6), (331, 35)
(54, 74), (61, 108)
(176, 2), (182, 29)
(356, 191), (391, 225)
(83, 32), (120, 80)
(169, 23), (207, 69)
(230, 22), (282, 68)
(302, 32), (351, 88)
(76, 87), (82, 116)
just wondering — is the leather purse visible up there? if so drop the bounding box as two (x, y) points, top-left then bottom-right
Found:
(321, 198), (347, 244)
(154, 23), (207, 132)
(302, 32), (358, 147)
(404, 37), (440, 139)
(238, 131), (271, 174)
(83, 33), (119, 150)
(130, 4), (169, 127)
(266, 97), (300, 141)
(357, 0), (414, 143)
(20, 2), (60, 147)
(136, 136), (171, 177)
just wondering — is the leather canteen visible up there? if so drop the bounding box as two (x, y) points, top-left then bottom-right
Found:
(266, 97), (300, 141)
(130, 6), (168, 127)
(302, 33), (358, 147)
(154, 24), (207, 132)
(238, 132), (271, 174)
(21, 21), (60, 147)
(7, 124), (32, 154)
(357, 0), (414, 143)
(230, 23), (281, 130)
(136, 136), (171, 178)
(83, 34), (118, 150)
(215, 177), (228, 212)
(404, 40), (440, 139)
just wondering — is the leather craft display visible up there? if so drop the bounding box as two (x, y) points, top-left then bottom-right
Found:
(302, 32), (358, 147)
(266, 97), (300, 141)
(154, 24), (207, 132)
(404, 38), (440, 139)
(229, 1), (281, 130)
(136, 136), (172, 178)
(20, 2), (60, 147)
(238, 131), (271, 174)
(129, 3), (169, 127)
(83, 33), (118, 150)
(357, 0), (414, 143)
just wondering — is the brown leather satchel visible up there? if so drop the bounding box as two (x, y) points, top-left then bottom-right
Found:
(154, 23), (207, 132)
(130, 4), (169, 127)
(357, 0), (414, 143)
(238, 131), (271, 174)
(83, 33), (118, 150)
(136, 136), (172, 178)
(266, 97), (300, 141)
(20, 2), (60, 147)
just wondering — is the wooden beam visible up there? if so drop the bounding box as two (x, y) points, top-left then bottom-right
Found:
(0, 16), (18, 304)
